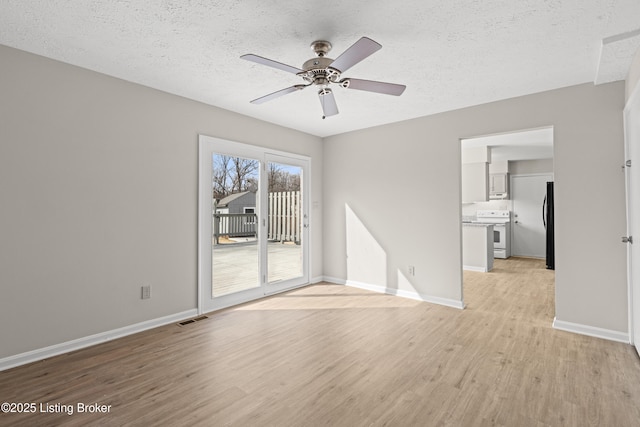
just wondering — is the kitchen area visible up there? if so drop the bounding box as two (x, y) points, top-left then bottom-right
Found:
(462, 210), (511, 272)
(461, 128), (554, 272)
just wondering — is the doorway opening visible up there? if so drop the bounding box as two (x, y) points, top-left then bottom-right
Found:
(460, 126), (555, 312)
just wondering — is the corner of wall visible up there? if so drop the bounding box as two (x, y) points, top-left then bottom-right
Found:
(625, 47), (640, 102)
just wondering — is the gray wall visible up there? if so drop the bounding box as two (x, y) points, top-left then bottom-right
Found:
(509, 158), (554, 175)
(323, 82), (628, 334)
(0, 45), (323, 358)
(1, 42), (630, 360)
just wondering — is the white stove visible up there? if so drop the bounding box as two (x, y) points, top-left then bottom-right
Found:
(476, 210), (511, 259)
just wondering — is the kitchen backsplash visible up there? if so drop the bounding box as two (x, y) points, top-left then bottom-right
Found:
(462, 199), (512, 217)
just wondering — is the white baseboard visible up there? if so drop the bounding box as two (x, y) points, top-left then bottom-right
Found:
(552, 317), (629, 343)
(322, 276), (346, 285)
(390, 287), (465, 309)
(0, 309), (198, 372)
(310, 275), (326, 284)
(463, 265), (489, 272)
(326, 278), (464, 310)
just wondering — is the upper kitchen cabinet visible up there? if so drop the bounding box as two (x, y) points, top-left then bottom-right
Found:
(461, 146), (490, 203)
(462, 162), (489, 202)
(489, 173), (509, 199)
(489, 160), (509, 199)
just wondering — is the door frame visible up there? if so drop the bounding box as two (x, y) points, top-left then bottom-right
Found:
(624, 84), (639, 351)
(197, 135), (311, 314)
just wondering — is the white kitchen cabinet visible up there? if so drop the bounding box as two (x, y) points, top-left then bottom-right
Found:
(462, 162), (489, 202)
(489, 173), (509, 199)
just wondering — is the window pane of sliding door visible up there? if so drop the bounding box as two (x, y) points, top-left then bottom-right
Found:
(211, 153), (260, 297)
(267, 161), (304, 284)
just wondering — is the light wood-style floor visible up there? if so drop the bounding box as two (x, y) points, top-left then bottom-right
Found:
(1, 258), (639, 426)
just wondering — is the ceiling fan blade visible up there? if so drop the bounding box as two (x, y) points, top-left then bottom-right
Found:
(318, 89), (339, 117)
(328, 37), (382, 73)
(241, 54), (303, 74)
(250, 85), (307, 104)
(341, 78), (406, 96)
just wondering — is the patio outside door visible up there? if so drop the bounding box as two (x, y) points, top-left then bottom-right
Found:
(198, 136), (310, 313)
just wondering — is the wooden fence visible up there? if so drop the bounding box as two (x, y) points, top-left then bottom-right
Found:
(268, 191), (301, 244)
(213, 191), (301, 244)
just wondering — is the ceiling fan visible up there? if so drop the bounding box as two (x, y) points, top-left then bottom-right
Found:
(240, 37), (406, 119)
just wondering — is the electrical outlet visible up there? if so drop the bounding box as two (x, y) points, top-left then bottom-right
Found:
(141, 285), (151, 299)
(408, 266), (415, 276)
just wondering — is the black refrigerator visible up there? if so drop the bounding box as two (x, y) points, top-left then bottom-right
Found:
(544, 181), (555, 270)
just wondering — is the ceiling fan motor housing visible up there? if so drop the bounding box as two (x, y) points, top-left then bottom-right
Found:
(300, 57), (341, 85)
(310, 40), (332, 56)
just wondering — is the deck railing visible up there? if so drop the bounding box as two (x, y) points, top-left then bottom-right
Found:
(213, 213), (257, 244)
(213, 191), (301, 245)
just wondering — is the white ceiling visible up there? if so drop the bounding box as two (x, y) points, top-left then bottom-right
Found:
(1, 1), (640, 138)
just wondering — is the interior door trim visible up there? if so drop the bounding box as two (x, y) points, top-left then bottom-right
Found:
(624, 83), (640, 351)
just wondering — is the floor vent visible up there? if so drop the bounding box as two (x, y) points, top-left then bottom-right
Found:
(177, 315), (209, 327)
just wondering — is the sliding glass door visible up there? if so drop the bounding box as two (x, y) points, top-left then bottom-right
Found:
(211, 153), (260, 297)
(198, 136), (310, 313)
(265, 154), (308, 293)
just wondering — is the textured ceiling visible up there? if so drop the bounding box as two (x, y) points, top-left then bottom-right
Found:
(1, 1), (640, 137)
